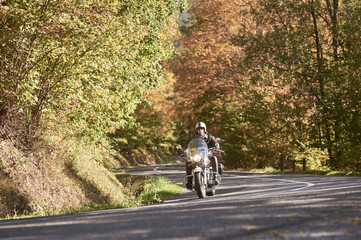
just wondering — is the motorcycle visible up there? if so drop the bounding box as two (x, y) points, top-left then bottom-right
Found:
(177, 137), (224, 198)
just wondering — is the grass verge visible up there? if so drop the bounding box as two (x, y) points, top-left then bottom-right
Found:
(1, 171), (183, 220)
(115, 172), (183, 205)
(58, 173), (183, 215)
(138, 176), (183, 204)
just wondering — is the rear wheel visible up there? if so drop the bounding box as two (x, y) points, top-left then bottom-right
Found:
(194, 172), (206, 198)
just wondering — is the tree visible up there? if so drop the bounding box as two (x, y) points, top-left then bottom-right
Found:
(173, 0), (361, 170)
(0, 0), (185, 147)
(172, 0), (243, 135)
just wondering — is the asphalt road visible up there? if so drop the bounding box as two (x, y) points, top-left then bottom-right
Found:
(1, 163), (361, 240)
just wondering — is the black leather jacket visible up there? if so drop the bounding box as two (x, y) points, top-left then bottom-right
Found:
(196, 135), (219, 149)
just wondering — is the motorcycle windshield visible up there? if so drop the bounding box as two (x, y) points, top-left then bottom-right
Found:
(186, 137), (208, 156)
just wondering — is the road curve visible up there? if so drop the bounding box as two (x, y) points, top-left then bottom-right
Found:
(1, 163), (361, 240)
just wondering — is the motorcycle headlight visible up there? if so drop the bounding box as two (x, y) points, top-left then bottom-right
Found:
(193, 154), (202, 162)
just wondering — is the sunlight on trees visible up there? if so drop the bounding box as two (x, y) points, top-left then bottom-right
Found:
(172, 0), (361, 171)
(0, 0), (186, 147)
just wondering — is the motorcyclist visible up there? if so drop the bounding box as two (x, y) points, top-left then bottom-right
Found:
(185, 122), (220, 189)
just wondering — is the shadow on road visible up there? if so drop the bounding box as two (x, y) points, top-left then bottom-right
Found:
(2, 164), (361, 240)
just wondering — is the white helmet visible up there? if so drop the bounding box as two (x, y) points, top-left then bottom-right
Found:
(195, 122), (207, 132)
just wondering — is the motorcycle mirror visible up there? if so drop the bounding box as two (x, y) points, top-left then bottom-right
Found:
(176, 144), (183, 151)
(216, 138), (221, 143)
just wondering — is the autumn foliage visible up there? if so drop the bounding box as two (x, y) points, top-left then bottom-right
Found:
(172, 0), (361, 171)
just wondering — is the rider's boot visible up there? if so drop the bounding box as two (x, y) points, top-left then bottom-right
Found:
(185, 163), (193, 189)
(186, 176), (193, 189)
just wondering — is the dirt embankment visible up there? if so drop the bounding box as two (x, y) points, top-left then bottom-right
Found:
(0, 135), (166, 219)
(0, 140), (123, 218)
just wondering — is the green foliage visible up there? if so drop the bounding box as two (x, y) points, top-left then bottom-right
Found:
(115, 173), (182, 206)
(0, 0), (185, 145)
(109, 100), (179, 163)
(0, 0), (187, 218)
(289, 143), (330, 171)
(138, 176), (182, 205)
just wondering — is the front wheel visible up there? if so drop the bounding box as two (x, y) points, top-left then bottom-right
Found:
(206, 189), (215, 196)
(194, 172), (206, 198)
